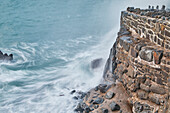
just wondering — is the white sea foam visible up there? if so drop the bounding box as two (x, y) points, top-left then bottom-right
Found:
(0, 0), (169, 113)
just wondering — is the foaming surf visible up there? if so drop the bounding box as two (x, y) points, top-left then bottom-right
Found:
(0, 28), (117, 113)
(1, 0), (169, 113)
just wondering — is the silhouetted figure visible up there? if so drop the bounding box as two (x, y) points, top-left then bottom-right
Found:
(148, 5), (151, 9)
(156, 5), (159, 10)
(152, 6), (154, 9)
(162, 5), (165, 10)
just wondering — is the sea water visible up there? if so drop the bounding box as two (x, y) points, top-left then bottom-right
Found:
(0, 0), (169, 113)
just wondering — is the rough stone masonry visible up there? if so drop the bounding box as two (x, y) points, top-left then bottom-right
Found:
(75, 5), (170, 113)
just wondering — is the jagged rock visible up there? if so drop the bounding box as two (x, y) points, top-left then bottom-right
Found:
(91, 58), (103, 69)
(93, 97), (104, 104)
(109, 101), (120, 111)
(0, 51), (3, 60)
(105, 91), (115, 99)
(4, 54), (13, 61)
(0, 51), (13, 61)
(150, 83), (166, 94)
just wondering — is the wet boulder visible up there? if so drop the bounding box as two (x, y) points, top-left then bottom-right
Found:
(93, 97), (104, 104)
(110, 101), (120, 111)
(101, 108), (109, 113)
(97, 84), (107, 93)
(105, 91), (115, 99)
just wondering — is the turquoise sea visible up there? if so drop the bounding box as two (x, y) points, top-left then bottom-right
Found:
(0, 0), (169, 113)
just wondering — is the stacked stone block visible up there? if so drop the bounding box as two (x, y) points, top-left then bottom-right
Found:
(75, 6), (170, 113)
(121, 7), (170, 50)
(113, 7), (170, 113)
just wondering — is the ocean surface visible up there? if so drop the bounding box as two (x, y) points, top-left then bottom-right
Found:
(0, 0), (169, 113)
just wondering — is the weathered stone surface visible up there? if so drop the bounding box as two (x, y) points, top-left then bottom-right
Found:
(139, 48), (153, 62)
(133, 102), (153, 113)
(140, 83), (150, 92)
(137, 90), (148, 100)
(109, 101), (120, 111)
(105, 91), (115, 99)
(127, 67), (135, 78)
(153, 50), (163, 64)
(119, 36), (132, 52)
(76, 8), (170, 113)
(155, 23), (160, 32)
(165, 30), (170, 37)
(131, 48), (138, 58)
(150, 83), (166, 94)
(148, 93), (160, 105)
(118, 31), (131, 37)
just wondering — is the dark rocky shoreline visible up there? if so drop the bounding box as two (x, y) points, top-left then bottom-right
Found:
(74, 6), (170, 113)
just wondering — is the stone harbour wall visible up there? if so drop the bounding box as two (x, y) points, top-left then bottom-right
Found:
(75, 6), (170, 113)
(122, 7), (170, 50)
(115, 6), (170, 113)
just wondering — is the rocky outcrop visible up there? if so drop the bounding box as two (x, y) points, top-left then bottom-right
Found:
(91, 58), (103, 69)
(75, 6), (170, 113)
(0, 50), (13, 61)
